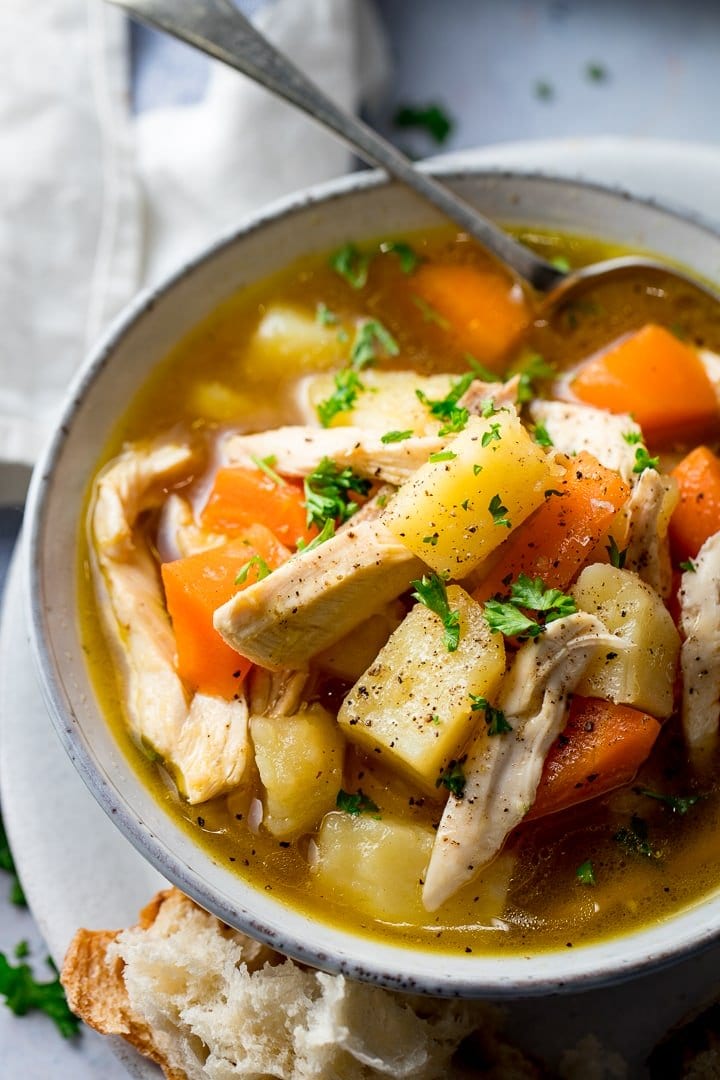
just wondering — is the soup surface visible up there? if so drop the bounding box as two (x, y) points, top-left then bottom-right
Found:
(80, 226), (720, 954)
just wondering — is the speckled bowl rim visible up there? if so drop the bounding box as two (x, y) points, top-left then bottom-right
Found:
(24, 163), (720, 998)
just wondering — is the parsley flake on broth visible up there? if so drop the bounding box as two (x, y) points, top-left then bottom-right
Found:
(79, 222), (720, 956)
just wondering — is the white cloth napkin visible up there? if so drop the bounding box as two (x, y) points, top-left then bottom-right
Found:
(0, 0), (388, 472)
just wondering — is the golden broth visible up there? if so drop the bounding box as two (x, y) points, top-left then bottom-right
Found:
(79, 226), (720, 954)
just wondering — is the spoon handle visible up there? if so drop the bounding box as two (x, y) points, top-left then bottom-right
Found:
(108, 0), (564, 292)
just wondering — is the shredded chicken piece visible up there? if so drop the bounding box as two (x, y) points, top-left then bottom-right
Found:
(457, 374), (521, 413)
(679, 531), (720, 753)
(157, 493), (228, 561)
(528, 401), (642, 481)
(622, 470), (678, 598)
(91, 442), (250, 804)
(220, 380), (519, 488)
(248, 667), (309, 718)
(422, 614), (627, 911)
(214, 519), (425, 670)
(221, 426), (445, 486)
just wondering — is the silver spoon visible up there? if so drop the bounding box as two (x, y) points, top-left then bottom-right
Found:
(109, 0), (719, 311)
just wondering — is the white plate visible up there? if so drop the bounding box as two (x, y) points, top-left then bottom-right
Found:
(6, 136), (720, 1076)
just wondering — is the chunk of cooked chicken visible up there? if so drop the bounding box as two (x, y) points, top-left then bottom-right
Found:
(422, 613), (626, 911)
(156, 493), (228, 561)
(621, 470), (678, 599)
(221, 425), (445, 486)
(457, 373), (521, 413)
(91, 442), (250, 803)
(528, 400), (642, 481)
(214, 519), (426, 670)
(679, 531), (720, 753)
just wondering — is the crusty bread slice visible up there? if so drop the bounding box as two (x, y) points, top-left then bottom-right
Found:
(60, 888), (545, 1079)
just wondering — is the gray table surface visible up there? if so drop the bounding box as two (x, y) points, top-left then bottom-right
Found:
(4, 0), (720, 1074)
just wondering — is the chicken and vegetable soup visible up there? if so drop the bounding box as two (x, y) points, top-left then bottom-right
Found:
(82, 227), (720, 953)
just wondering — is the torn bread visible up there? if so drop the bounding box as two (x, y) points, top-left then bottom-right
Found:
(61, 888), (544, 1080)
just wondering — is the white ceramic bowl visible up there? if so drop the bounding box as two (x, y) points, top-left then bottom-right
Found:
(25, 166), (720, 997)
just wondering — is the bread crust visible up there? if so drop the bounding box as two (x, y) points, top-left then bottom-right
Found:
(61, 889), (199, 1080)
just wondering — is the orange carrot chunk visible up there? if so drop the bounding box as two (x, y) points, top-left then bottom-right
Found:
(570, 324), (719, 443)
(669, 445), (720, 562)
(161, 527), (289, 699)
(201, 466), (316, 548)
(411, 262), (530, 370)
(473, 451), (629, 601)
(526, 697), (661, 821)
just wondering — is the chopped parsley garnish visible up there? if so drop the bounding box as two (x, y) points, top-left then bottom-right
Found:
(329, 243), (371, 289)
(296, 518), (335, 552)
(465, 354), (499, 382)
(481, 422), (502, 448)
(0, 952), (79, 1038)
(393, 102), (453, 144)
(512, 354), (556, 404)
(606, 535), (628, 569)
(636, 787), (700, 815)
(303, 457), (371, 529)
(415, 371), (473, 436)
(0, 813), (25, 907)
(436, 757), (467, 798)
(235, 554), (272, 585)
(411, 573), (461, 652)
(510, 575), (577, 619)
(412, 295), (450, 328)
(488, 494), (511, 529)
(576, 860), (596, 886)
(481, 398), (500, 418)
(550, 255), (571, 273)
(250, 453), (283, 485)
(469, 695), (512, 735)
(614, 815), (662, 860)
(622, 431), (643, 445)
(586, 61), (608, 83)
(633, 446), (660, 473)
(14, 941), (29, 960)
(473, 464), (483, 476)
(423, 533), (439, 546)
(378, 240), (421, 273)
(316, 302), (338, 326)
(679, 559), (697, 573)
(317, 367), (364, 427)
(484, 573), (576, 639)
(350, 319), (399, 370)
(534, 79), (555, 101)
(428, 450), (457, 463)
(336, 789), (380, 815)
(533, 421), (554, 447)
(380, 429), (414, 443)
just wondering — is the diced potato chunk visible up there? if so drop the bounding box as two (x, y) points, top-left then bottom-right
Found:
(242, 304), (346, 381)
(251, 704), (344, 839)
(571, 564), (680, 718)
(382, 413), (556, 577)
(303, 370), (457, 432)
(338, 586), (505, 794)
(186, 381), (257, 423)
(315, 602), (405, 682)
(313, 812), (434, 923)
